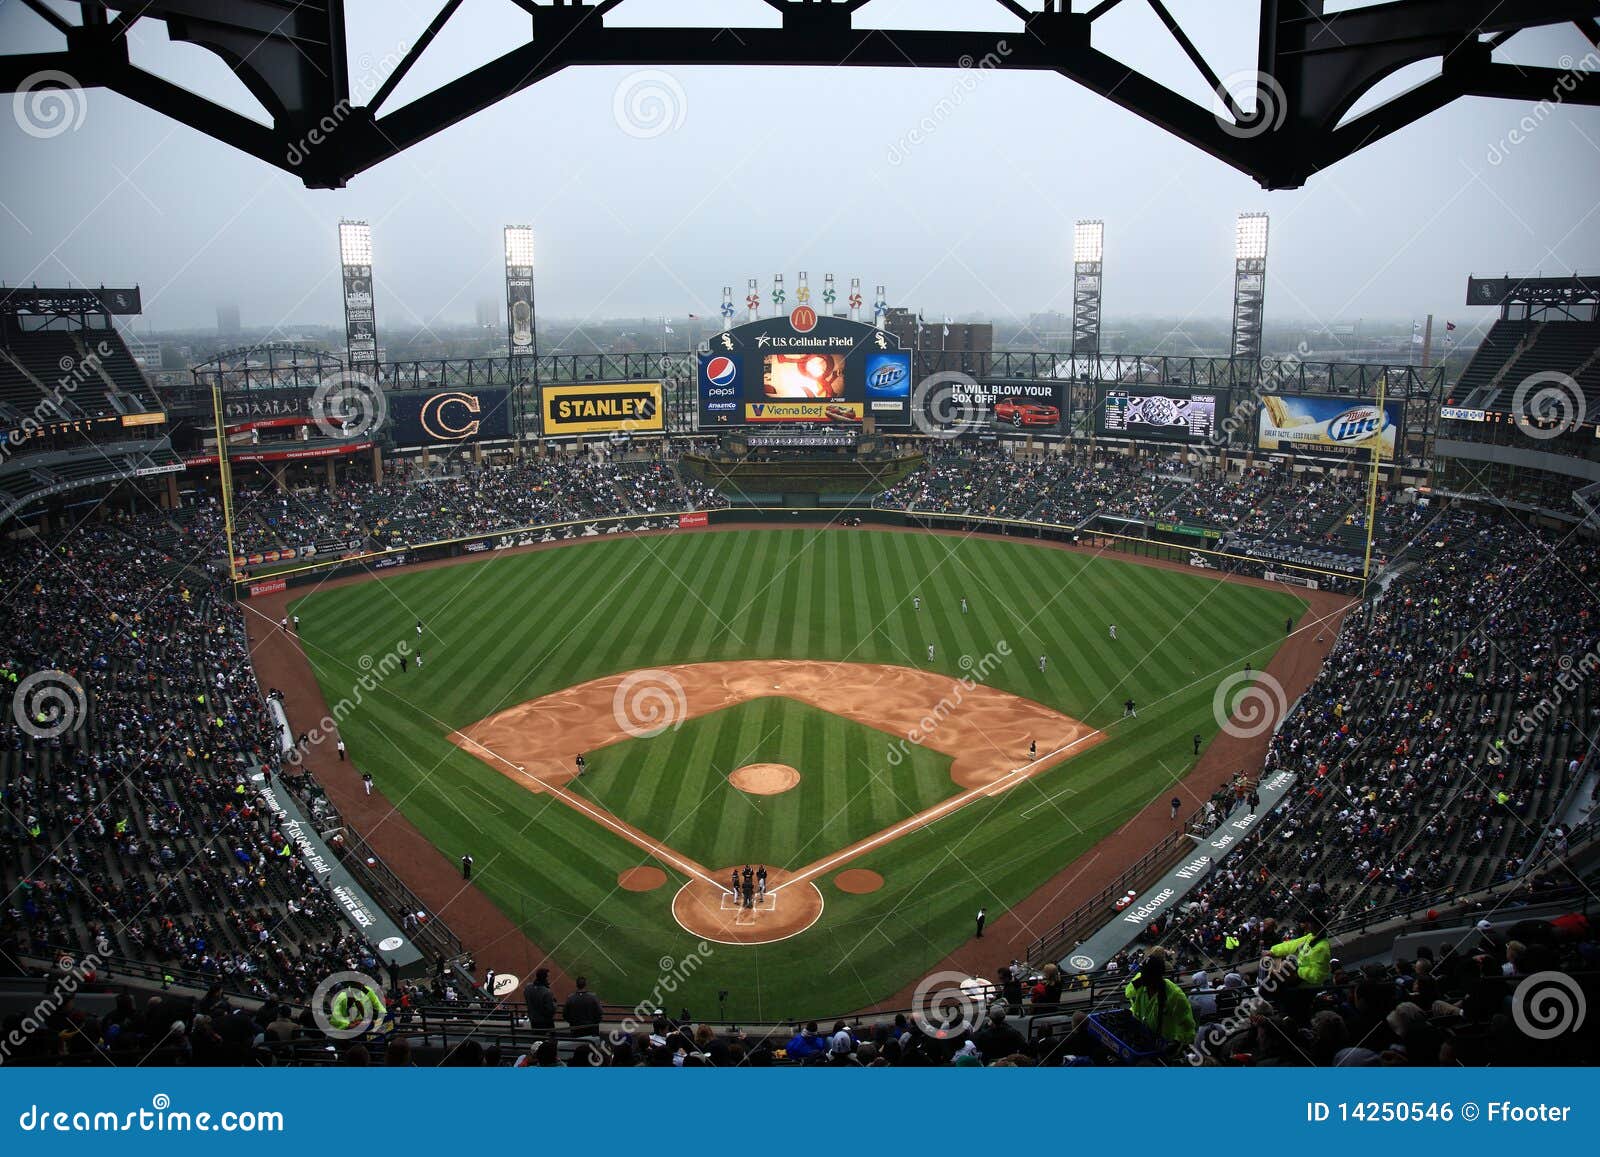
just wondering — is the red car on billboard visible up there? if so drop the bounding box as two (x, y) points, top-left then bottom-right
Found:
(994, 397), (1060, 427)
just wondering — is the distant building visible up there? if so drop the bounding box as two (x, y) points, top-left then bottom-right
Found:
(216, 303), (240, 335)
(475, 298), (499, 329)
(883, 308), (993, 378)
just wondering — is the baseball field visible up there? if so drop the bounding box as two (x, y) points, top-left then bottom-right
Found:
(287, 527), (1305, 1019)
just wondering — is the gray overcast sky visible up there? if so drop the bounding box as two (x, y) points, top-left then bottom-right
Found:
(2, 0), (1598, 335)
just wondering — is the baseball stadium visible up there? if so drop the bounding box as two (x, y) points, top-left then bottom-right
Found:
(0, 0), (1597, 1120)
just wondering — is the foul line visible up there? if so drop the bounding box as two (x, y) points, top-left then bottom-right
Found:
(450, 729), (724, 890)
(772, 727), (1105, 893)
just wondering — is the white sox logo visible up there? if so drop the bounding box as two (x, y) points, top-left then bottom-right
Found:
(420, 391), (482, 440)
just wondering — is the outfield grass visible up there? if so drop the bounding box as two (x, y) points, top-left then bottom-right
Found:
(582, 697), (957, 871)
(291, 528), (1304, 1019)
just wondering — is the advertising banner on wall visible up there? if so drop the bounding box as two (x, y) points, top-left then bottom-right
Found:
(697, 311), (910, 427)
(342, 265), (377, 369)
(541, 381), (664, 436)
(1256, 394), (1403, 459)
(388, 388), (514, 446)
(507, 265), (534, 354)
(1097, 388), (1223, 442)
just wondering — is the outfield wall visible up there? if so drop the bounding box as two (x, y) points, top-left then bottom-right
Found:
(234, 504), (1361, 600)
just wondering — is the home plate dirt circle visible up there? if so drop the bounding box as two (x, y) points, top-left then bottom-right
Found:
(672, 869), (824, 945)
(618, 866), (667, 892)
(834, 869), (884, 894)
(728, 762), (800, 795)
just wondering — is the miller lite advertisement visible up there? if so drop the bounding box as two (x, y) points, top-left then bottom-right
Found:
(1256, 394), (1402, 460)
(696, 309), (909, 428)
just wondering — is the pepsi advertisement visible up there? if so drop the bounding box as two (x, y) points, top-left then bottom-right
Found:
(696, 310), (911, 428)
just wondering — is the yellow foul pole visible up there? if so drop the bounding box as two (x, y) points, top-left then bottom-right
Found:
(1361, 373), (1388, 594)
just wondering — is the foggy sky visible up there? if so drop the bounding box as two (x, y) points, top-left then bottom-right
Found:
(2, 0), (1597, 338)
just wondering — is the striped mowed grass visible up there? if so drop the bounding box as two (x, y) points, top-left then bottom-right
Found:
(291, 528), (1303, 1019)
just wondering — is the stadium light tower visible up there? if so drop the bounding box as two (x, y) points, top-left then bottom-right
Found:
(337, 220), (378, 378)
(1071, 219), (1104, 363)
(1230, 211), (1269, 367)
(504, 226), (537, 443)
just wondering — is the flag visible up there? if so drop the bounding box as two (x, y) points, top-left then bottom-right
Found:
(1411, 321), (1423, 345)
(943, 315), (952, 337)
(1445, 320), (1456, 331)
(663, 322), (674, 334)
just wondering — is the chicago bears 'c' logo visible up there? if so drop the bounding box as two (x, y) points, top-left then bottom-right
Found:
(706, 356), (738, 387)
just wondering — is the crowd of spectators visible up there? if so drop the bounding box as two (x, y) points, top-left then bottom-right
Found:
(1124, 506), (1597, 990)
(0, 509), (421, 1003)
(3, 448), (1594, 1067)
(228, 449), (724, 557)
(873, 445), (1419, 572)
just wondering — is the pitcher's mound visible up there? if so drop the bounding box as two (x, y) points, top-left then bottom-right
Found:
(729, 762), (800, 796)
(618, 866), (667, 892)
(834, 869), (884, 894)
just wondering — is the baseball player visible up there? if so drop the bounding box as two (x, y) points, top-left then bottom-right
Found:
(1109, 624), (1118, 640)
(756, 865), (768, 902)
(741, 865), (755, 909)
(960, 597), (968, 614)
(730, 869), (740, 903)
(575, 754), (586, 777)
(913, 595), (921, 611)
(1029, 739), (1037, 761)
(1038, 654), (1047, 672)
(927, 643), (935, 661)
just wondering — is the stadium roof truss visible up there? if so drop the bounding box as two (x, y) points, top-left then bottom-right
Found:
(5, 1), (1598, 190)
